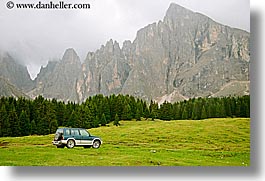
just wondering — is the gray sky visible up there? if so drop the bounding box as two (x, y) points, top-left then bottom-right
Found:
(0, 0), (250, 79)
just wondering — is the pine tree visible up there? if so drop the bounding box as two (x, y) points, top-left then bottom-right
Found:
(181, 106), (189, 120)
(102, 97), (111, 123)
(201, 105), (207, 119)
(113, 113), (120, 126)
(191, 101), (201, 120)
(49, 119), (58, 134)
(83, 105), (93, 129)
(135, 108), (141, 121)
(68, 110), (78, 127)
(93, 115), (100, 128)
(55, 101), (66, 126)
(0, 104), (11, 137)
(121, 104), (132, 120)
(101, 113), (107, 126)
(31, 120), (37, 135)
(149, 100), (158, 120)
(9, 105), (21, 137)
(19, 110), (31, 136)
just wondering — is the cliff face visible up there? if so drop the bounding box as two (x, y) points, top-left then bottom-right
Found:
(30, 48), (82, 102)
(76, 39), (131, 101)
(1, 3), (250, 103)
(0, 51), (33, 92)
(121, 3), (250, 102)
(76, 3), (249, 102)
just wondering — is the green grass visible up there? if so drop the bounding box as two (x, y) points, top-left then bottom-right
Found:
(0, 118), (250, 166)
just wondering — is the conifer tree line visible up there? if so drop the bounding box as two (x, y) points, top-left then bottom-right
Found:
(0, 94), (249, 137)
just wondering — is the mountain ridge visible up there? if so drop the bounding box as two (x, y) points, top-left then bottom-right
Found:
(0, 3), (250, 103)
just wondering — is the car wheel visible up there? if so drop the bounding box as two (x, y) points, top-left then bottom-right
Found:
(67, 140), (75, 149)
(92, 140), (101, 149)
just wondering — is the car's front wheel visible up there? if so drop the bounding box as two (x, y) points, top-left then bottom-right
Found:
(92, 140), (101, 149)
(66, 140), (75, 149)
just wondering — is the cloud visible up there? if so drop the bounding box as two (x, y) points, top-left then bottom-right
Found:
(0, 0), (249, 79)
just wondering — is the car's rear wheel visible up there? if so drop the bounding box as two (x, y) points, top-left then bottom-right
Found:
(92, 140), (101, 149)
(67, 140), (75, 149)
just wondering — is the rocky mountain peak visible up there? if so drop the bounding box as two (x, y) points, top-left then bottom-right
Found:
(165, 3), (193, 19)
(0, 3), (250, 103)
(0, 51), (33, 92)
(62, 48), (80, 64)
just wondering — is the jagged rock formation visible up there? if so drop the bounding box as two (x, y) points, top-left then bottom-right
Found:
(77, 3), (249, 102)
(0, 3), (250, 103)
(29, 48), (82, 101)
(0, 51), (33, 92)
(120, 4), (249, 102)
(0, 77), (30, 98)
(76, 39), (131, 101)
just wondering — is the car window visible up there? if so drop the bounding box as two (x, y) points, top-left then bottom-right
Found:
(71, 129), (80, 135)
(56, 128), (63, 134)
(65, 129), (70, 135)
(79, 129), (90, 136)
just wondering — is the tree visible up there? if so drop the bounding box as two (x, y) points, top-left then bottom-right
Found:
(19, 110), (31, 136)
(0, 104), (11, 137)
(93, 115), (100, 128)
(101, 113), (107, 126)
(9, 105), (21, 137)
(160, 102), (173, 120)
(191, 101), (201, 120)
(68, 110), (78, 127)
(135, 108), (141, 121)
(113, 114), (120, 126)
(49, 119), (58, 134)
(201, 105), (207, 119)
(181, 106), (189, 120)
(121, 104), (132, 120)
(149, 100), (158, 120)
(31, 120), (37, 135)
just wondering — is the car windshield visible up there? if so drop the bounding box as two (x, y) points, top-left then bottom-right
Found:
(79, 129), (90, 136)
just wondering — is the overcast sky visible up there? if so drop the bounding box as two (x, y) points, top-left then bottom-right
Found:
(0, 0), (249, 79)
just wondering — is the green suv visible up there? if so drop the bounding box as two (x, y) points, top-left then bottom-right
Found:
(52, 128), (102, 149)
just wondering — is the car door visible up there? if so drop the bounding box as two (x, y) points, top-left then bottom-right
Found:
(70, 129), (81, 145)
(79, 129), (93, 145)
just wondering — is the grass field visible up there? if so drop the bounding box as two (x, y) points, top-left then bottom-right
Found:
(0, 118), (250, 166)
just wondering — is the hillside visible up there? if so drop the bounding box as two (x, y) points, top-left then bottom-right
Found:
(0, 77), (29, 98)
(0, 118), (250, 166)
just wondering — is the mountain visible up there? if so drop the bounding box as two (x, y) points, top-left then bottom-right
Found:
(0, 77), (30, 98)
(77, 3), (249, 102)
(0, 3), (250, 103)
(0, 51), (34, 93)
(29, 48), (82, 102)
(120, 3), (250, 102)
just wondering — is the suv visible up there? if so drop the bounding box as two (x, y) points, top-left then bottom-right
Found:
(52, 128), (102, 149)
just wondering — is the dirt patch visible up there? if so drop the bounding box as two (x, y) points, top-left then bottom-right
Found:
(0, 141), (9, 146)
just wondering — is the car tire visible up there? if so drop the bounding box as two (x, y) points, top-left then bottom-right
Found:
(92, 140), (101, 149)
(66, 139), (75, 149)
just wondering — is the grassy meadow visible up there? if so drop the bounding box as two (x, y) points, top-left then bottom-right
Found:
(0, 118), (250, 166)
